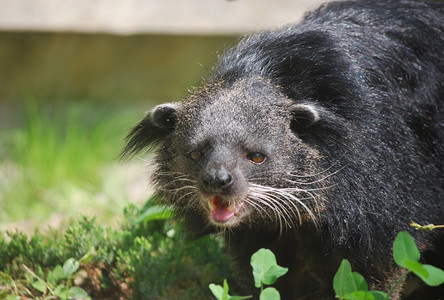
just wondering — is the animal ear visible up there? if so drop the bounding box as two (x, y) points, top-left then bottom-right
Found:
(151, 103), (178, 129)
(289, 103), (320, 131)
(121, 103), (178, 159)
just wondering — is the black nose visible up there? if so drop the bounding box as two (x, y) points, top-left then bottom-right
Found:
(201, 167), (233, 193)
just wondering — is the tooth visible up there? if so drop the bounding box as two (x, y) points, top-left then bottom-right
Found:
(208, 200), (216, 211)
(227, 202), (235, 212)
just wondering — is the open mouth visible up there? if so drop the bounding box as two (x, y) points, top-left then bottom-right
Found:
(208, 195), (244, 224)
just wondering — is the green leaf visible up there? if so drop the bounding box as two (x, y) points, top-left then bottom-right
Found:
(260, 287), (280, 300)
(262, 265), (289, 286)
(417, 264), (444, 286)
(208, 280), (230, 300)
(209, 282), (252, 300)
(350, 291), (374, 300)
(369, 291), (388, 300)
(404, 260), (428, 278)
(229, 296), (253, 300)
(393, 232), (420, 268)
(334, 260), (368, 298)
(32, 279), (47, 293)
(251, 249), (288, 288)
(209, 283), (224, 300)
(6, 296), (20, 300)
(222, 279), (230, 300)
(334, 260), (353, 297)
(334, 259), (351, 296)
(69, 286), (88, 299)
(351, 272), (368, 291)
(54, 284), (69, 299)
(47, 265), (65, 285)
(63, 258), (79, 277)
(52, 265), (65, 280)
(135, 205), (173, 224)
(79, 251), (95, 263)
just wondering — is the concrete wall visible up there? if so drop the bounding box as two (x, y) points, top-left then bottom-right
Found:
(0, 1), (328, 104)
(0, 32), (237, 103)
(0, 0), (326, 34)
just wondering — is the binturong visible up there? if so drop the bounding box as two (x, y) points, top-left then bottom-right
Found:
(121, 0), (444, 299)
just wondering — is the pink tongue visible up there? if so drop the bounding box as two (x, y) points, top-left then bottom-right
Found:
(210, 196), (234, 223)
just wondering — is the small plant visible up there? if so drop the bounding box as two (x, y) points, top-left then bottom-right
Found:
(210, 231), (444, 300)
(0, 257), (88, 300)
(334, 260), (388, 300)
(334, 231), (444, 300)
(409, 221), (444, 231)
(209, 248), (288, 300)
(0, 202), (229, 299)
(24, 258), (88, 300)
(209, 279), (251, 300)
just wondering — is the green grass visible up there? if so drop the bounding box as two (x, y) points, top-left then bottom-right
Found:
(0, 100), (150, 226)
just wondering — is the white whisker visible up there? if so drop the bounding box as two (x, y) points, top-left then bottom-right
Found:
(248, 183), (322, 232)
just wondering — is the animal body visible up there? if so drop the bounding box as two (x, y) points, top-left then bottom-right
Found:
(123, 0), (444, 298)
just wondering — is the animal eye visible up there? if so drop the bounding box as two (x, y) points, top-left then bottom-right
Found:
(190, 150), (202, 161)
(247, 152), (266, 164)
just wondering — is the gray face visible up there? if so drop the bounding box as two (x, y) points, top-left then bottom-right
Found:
(154, 77), (323, 230)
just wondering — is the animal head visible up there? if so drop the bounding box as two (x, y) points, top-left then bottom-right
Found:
(122, 77), (335, 233)
(122, 22), (358, 234)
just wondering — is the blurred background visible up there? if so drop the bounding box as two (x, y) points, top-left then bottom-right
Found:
(0, 0), (325, 232)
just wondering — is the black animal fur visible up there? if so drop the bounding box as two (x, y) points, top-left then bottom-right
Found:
(123, 0), (444, 298)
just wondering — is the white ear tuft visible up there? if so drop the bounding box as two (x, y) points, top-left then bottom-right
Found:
(290, 103), (320, 130)
(151, 103), (179, 128)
